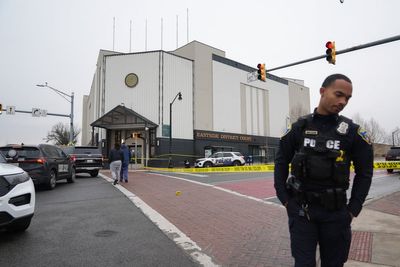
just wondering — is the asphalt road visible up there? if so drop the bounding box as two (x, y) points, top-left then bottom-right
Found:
(151, 171), (274, 185)
(151, 168), (400, 204)
(0, 175), (198, 267)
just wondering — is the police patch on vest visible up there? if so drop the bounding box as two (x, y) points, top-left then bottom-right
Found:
(336, 121), (349, 135)
(358, 127), (371, 144)
(304, 137), (340, 149)
(305, 130), (318, 135)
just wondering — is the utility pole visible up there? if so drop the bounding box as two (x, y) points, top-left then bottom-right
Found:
(36, 82), (75, 144)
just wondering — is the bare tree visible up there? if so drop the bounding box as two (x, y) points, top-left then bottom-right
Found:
(45, 123), (80, 145)
(351, 113), (388, 144)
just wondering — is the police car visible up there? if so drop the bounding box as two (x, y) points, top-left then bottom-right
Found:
(0, 144), (76, 190)
(195, 152), (246, 168)
(0, 153), (35, 232)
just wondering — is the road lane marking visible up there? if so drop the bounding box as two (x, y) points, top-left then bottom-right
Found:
(149, 171), (209, 178)
(210, 176), (271, 185)
(178, 173), (209, 178)
(151, 172), (283, 209)
(99, 173), (219, 267)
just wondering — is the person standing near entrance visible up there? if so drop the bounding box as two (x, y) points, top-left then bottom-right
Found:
(120, 142), (131, 182)
(274, 74), (373, 266)
(109, 143), (124, 185)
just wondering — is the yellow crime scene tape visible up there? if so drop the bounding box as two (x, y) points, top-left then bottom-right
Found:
(145, 161), (400, 173)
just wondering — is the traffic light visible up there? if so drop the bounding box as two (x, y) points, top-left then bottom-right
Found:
(325, 41), (336, 64)
(257, 63), (266, 81)
(0, 103), (2, 114)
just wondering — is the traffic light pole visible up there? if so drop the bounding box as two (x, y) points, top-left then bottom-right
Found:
(267, 34), (400, 72)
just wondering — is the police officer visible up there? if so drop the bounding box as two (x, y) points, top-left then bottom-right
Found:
(274, 74), (373, 267)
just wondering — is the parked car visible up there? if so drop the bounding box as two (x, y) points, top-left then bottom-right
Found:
(385, 146), (400, 173)
(62, 146), (103, 177)
(195, 152), (246, 168)
(0, 144), (76, 189)
(0, 153), (35, 232)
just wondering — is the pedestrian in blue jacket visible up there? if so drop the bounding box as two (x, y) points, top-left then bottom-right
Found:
(120, 142), (131, 182)
(109, 143), (124, 185)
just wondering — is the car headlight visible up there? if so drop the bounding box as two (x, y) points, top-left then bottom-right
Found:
(4, 172), (30, 186)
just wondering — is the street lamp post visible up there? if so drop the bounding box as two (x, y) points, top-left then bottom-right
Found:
(168, 92), (182, 168)
(36, 82), (75, 144)
(392, 129), (400, 146)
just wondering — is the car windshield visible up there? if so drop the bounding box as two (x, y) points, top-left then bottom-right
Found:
(0, 147), (41, 159)
(387, 148), (400, 156)
(62, 147), (74, 154)
(63, 147), (101, 155)
(74, 147), (101, 154)
(0, 153), (6, 163)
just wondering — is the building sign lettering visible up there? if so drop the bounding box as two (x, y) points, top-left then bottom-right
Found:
(194, 130), (253, 143)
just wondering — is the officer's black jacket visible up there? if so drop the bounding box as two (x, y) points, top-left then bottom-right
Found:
(274, 110), (373, 217)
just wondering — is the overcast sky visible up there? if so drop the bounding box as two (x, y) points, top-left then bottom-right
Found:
(1, 0), (399, 145)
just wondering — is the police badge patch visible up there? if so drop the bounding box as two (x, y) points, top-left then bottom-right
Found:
(357, 127), (371, 144)
(336, 121), (349, 135)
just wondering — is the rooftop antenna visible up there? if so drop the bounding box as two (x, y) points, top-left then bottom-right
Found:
(129, 20), (132, 53)
(145, 18), (148, 51)
(161, 17), (163, 50)
(176, 15), (178, 48)
(113, 17), (116, 51)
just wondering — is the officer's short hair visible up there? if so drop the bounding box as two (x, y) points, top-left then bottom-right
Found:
(322, 74), (352, 88)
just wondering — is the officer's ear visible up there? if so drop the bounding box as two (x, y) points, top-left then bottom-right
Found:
(320, 87), (326, 96)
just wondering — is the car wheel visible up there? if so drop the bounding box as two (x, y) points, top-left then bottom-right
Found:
(203, 162), (212, 168)
(67, 167), (76, 183)
(90, 170), (99, 177)
(7, 217), (32, 232)
(232, 161), (241, 166)
(47, 169), (57, 190)
(387, 169), (393, 173)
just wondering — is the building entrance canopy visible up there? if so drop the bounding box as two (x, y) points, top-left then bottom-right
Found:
(90, 105), (157, 130)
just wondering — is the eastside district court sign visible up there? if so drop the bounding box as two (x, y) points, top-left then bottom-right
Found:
(194, 130), (254, 143)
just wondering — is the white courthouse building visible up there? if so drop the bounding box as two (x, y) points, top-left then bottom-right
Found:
(81, 41), (310, 167)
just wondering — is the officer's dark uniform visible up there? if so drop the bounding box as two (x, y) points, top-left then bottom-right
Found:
(274, 110), (373, 267)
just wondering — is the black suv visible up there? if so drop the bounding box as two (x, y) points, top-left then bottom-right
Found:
(0, 144), (76, 189)
(385, 146), (400, 173)
(62, 146), (103, 177)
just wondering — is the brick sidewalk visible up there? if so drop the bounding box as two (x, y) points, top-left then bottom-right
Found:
(215, 179), (276, 200)
(105, 170), (293, 267)
(366, 191), (400, 216)
(103, 171), (399, 266)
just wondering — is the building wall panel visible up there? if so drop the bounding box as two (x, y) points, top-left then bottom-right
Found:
(212, 60), (289, 138)
(103, 51), (193, 140)
(161, 53), (194, 140)
(105, 52), (160, 125)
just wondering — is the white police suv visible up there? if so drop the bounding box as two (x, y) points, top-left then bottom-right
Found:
(195, 152), (246, 168)
(0, 153), (35, 232)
